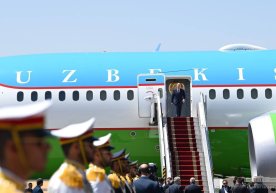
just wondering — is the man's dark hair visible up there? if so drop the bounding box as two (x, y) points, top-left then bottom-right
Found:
(36, 178), (43, 186)
(237, 177), (243, 184)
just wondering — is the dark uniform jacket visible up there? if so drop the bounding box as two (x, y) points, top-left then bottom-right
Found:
(252, 183), (268, 193)
(133, 176), (161, 193)
(166, 183), (184, 193)
(232, 184), (248, 193)
(184, 183), (202, 193)
(32, 186), (43, 193)
(219, 186), (232, 193)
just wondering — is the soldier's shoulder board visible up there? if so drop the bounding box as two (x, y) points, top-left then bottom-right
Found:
(60, 164), (83, 188)
(108, 173), (121, 189)
(86, 165), (105, 182)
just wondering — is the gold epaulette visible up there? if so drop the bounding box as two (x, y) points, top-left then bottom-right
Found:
(86, 164), (106, 182)
(60, 163), (83, 188)
(125, 175), (132, 184)
(0, 172), (23, 193)
(119, 175), (126, 185)
(108, 173), (121, 189)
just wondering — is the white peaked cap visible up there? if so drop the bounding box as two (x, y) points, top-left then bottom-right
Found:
(0, 100), (52, 120)
(93, 133), (112, 147)
(51, 117), (95, 139)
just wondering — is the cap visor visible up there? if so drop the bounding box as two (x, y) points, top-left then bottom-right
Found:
(28, 129), (52, 137)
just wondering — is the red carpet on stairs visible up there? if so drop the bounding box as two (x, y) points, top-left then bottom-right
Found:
(167, 117), (204, 191)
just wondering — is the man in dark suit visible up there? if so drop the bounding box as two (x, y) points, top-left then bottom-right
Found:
(232, 177), (248, 193)
(133, 163), (161, 193)
(171, 83), (186, 117)
(184, 177), (202, 193)
(251, 176), (268, 193)
(32, 178), (44, 193)
(166, 176), (184, 193)
(219, 180), (232, 193)
(25, 182), (33, 193)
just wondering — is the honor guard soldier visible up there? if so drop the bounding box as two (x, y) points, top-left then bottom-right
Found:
(109, 149), (135, 193)
(0, 101), (52, 193)
(108, 149), (127, 193)
(126, 160), (139, 183)
(87, 133), (115, 193)
(122, 153), (136, 193)
(125, 159), (137, 193)
(48, 118), (97, 193)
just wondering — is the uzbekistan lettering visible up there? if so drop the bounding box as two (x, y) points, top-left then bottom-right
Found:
(15, 67), (248, 84)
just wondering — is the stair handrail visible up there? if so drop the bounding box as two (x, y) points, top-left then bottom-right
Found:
(154, 92), (172, 179)
(197, 92), (214, 193)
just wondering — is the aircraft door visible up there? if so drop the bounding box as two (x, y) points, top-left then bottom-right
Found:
(166, 77), (192, 117)
(137, 74), (166, 118)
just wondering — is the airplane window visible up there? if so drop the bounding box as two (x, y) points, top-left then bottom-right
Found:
(209, 89), (216, 100)
(265, 88), (272, 99)
(114, 90), (120, 101)
(45, 91), (52, 100)
(100, 90), (107, 101)
(31, 91), (38, 101)
(237, 89), (244, 99)
(86, 90), (93, 101)
(17, 91), (24, 102)
(59, 91), (66, 101)
(158, 88), (163, 98)
(223, 89), (230, 99)
(73, 91), (79, 101)
(251, 89), (258, 99)
(127, 90), (134, 100)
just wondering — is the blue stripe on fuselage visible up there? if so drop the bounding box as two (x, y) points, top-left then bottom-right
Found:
(0, 51), (276, 87)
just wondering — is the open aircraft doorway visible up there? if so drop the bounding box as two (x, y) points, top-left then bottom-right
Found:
(165, 77), (192, 117)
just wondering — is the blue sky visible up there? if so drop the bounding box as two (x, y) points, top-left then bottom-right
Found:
(0, 1), (275, 56)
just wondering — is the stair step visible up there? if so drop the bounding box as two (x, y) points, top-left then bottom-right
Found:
(169, 143), (198, 148)
(171, 154), (202, 160)
(170, 130), (197, 135)
(169, 136), (202, 140)
(168, 119), (195, 123)
(169, 122), (195, 126)
(169, 125), (197, 129)
(170, 133), (196, 137)
(170, 147), (199, 151)
(173, 165), (205, 170)
(176, 160), (201, 165)
(171, 137), (203, 141)
(168, 117), (194, 121)
(173, 169), (203, 175)
(171, 150), (203, 155)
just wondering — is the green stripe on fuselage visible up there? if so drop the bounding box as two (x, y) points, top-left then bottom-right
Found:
(270, 113), (276, 144)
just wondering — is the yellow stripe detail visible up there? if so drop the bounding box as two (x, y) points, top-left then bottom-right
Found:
(60, 132), (93, 145)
